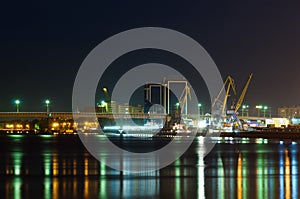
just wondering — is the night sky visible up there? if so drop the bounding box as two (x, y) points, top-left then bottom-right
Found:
(1, 1), (300, 113)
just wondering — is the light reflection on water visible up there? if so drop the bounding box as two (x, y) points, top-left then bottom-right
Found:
(0, 135), (299, 198)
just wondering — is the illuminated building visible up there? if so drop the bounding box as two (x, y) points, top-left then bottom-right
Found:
(278, 106), (300, 118)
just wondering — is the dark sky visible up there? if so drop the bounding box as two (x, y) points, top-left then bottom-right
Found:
(0, 1), (300, 113)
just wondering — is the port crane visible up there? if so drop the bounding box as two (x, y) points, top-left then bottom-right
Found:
(234, 73), (253, 113)
(213, 73), (253, 130)
(212, 75), (237, 116)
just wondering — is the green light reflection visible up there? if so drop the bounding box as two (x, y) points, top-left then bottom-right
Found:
(99, 162), (107, 199)
(242, 154), (247, 198)
(44, 177), (51, 199)
(12, 151), (22, 176)
(217, 154), (224, 199)
(44, 153), (51, 176)
(13, 177), (22, 199)
(175, 159), (181, 199)
(40, 135), (53, 138)
(257, 153), (263, 199)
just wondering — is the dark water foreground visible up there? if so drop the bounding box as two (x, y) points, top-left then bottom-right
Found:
(0, 134), (299, 199)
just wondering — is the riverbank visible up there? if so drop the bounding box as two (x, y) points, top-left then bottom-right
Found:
(220, 131), (300, 139)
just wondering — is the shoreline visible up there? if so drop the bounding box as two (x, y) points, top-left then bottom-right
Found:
(1, 130), (300, 140)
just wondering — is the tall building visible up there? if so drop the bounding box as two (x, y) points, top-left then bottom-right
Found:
(144, 83), (166, 113)
(144, 80), (189, 115)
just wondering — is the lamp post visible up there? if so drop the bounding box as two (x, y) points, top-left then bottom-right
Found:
(256, 105), (262, 117)
(14, 99), (21, 112)
(175, 102), (180, 114)
(242, 105), (249, 117)
(198, 103), (202, 118)
(263, 106), (268, 118)
(45, 99), (50, 113)
(242, 105), (245, 117)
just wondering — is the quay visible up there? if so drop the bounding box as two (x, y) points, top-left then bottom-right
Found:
(1, 112), (299, 139)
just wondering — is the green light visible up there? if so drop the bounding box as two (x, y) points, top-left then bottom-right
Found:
(15, 99), (20, 105)
(242, 105), (246, 109)
(101, 100), (107, 106)
(8, 134), (23, 138)
(176, 103), (179, 107)
(44, 178), (51, 199)
(34, 123), (40, 130)
(13, 151), (22, 176)
(175, 159), (181, 199)
(13, 177), (21, 199)
(264, 106), (268, 110)
(44, 153), (51, 176)
(40, 135), (52, 138)
(198, 103), (202, 107)
(14, 99), (21, 112)
(45, 99), (50, 104)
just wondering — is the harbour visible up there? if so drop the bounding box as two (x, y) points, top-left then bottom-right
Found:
(2, 0), (300, 198)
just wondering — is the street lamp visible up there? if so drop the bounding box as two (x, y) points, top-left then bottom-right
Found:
(175, 102), (180, 114)
(14, 99), (21, 112)
(263, 106), (268, 118)
(198, 103), (202, 117)
(45, 99), (50, 113)
(256, 105), (262, 117)
(242, 105), (245, 116)
(103, 87), (108, 93)
(242, 105), (249, 117)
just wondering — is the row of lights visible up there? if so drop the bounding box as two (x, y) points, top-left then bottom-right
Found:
(175, 102), (204, 115)
(175, 103), (270, 117)
(13, 99), (51, 112)
(242, 104), (270, 117)
(255, 105), (269, 117)
(12, 98), (271, 117)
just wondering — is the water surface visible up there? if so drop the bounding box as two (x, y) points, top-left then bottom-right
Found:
(0, 135), (298, 198)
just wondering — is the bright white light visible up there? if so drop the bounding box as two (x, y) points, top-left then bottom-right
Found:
(103, 126), (120, 130)
(197, 120), (207, 128)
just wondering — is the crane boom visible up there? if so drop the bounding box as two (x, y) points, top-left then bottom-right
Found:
(235, 73), (253, 112)
(212, 76), (236, 116)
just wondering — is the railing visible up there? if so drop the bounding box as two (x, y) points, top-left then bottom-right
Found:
(0, 112), (268, 120)
(0, 112), (167, 119)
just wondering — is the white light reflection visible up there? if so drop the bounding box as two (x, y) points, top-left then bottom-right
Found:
(197, 156), (205, 199)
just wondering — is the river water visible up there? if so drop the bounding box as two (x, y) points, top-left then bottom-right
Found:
(0, 134), (298, 199)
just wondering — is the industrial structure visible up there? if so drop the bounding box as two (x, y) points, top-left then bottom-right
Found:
(278, 106), (300, 118)
(2, 75), (300, 134)
(212, 73), (253, 130)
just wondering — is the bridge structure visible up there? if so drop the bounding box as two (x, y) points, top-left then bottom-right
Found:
(0, 112), (168, 120)
(0, 112), (274, 134)
(0, 112), (269, 120)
